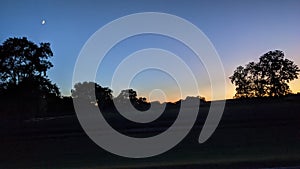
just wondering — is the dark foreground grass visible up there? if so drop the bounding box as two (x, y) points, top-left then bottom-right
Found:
(1, 96), (300, 169)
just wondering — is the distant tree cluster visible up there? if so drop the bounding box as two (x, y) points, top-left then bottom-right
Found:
(230, 50), (300, 98)
(0, 36), (206, 120)
(71, 82), (150, 111)
(72, 82), (113, 109)
(71, 81), (209, 114)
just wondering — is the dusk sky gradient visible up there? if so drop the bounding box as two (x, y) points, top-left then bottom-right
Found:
(1, 0), (300, 102)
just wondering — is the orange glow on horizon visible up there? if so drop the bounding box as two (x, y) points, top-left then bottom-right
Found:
(145, 78), (300, 103)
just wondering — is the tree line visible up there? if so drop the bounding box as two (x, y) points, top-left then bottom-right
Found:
(0, 37), (299, 120)
(0, 37), (191, 120)
(71, 81), (151, 112)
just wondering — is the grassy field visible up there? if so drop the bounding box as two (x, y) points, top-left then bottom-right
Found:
(1, 96), (300, 169)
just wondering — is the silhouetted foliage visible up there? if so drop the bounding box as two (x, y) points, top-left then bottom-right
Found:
(0, 37), (59, 95)
(230, 50), (299, 98)
(72, 84), (151, 112)
(114, 89), (149, 110)
(71, 82), (113, 109)
(115, 89), (137, 102)
(0, 37), (60, 119)
(72, 82), (97, 102)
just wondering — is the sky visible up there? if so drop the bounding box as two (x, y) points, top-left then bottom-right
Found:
(1, 0), (300, 102)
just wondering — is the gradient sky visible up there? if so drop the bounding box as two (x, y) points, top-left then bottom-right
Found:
(1, 0), (300, 102)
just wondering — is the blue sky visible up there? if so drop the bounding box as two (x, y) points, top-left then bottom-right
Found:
(1, 0), (300, 101)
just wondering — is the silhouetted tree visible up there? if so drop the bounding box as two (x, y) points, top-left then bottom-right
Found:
(72, 82), (97, 102)
(0, 37), (59, 95)
(230, 50), (299, 98)
(114, 89), (137, 104)
(117, 89), (137, 100)
(137, 97), (147, 104)
(71, 82), (113, 108)
(114, 89), (150, 110)
(0, 37), (59, 119)
(95, 84), (113, 109)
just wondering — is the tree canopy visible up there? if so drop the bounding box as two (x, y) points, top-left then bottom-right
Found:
(71, 82), (113, 107)
(230, 50), (299, 98)
(0, 37), (59, 96)
(71, 83), (151, 111)
(116, 89), (137, 101)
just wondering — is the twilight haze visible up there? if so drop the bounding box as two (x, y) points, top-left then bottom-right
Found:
(1, 0), (300, 102)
